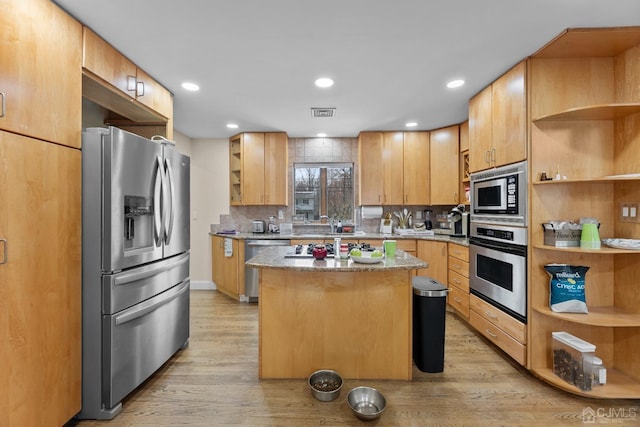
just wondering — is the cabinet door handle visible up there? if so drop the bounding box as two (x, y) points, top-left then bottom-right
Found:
(441, 246), (445, 256)
(136, 81), (145, 97)
(0, 238), (7, 265)
(0, 92), (5, 117)
(486, 329), (498, 338)
(454, 296), (461, 303)
(453, 279), (461, 285)
(490, 148), (496, 165)
(485, 150), (490, 164)
(485, 310), (498, 320)
(127, 76), (137, 92)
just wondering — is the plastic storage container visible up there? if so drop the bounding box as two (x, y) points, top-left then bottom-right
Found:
(552, 331), (596, 391)
(413, 276), (449, 373)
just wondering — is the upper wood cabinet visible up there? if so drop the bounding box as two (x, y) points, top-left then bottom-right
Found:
(383, 131), (406, 205)
(230, 132), (288, 206)
(0, 0), (82, 148)
(402, 131), (430, 205)
(358, 132), (385, 205)
(264, 132), (289, 205)
(82, 26), (173, 131)
(135, 67), (173, 119)
(82, 27), (137, 99)
(359, 131), (429, 205)
(429, 125), (459, 205)
(469, 60), (527, 172)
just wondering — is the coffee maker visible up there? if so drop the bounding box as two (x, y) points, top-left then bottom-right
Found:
(448, 204), (470, 237)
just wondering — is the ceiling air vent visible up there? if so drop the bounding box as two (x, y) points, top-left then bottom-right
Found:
(310, 107), (336, 118)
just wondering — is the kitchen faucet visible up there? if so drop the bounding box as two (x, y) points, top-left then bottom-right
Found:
(320, 215), (334, 233)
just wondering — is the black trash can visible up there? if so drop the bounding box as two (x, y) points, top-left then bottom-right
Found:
(412, 276), (449, 373)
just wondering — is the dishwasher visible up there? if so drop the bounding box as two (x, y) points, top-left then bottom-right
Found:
(244, 239), (291, 302)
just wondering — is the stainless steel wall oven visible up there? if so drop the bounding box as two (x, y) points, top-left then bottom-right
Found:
(469, 223), (527, 323)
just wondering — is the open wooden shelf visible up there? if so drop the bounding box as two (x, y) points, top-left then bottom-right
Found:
(533, 306), (640, 327)
(533, 103), (640, 122)
(532, 368), (640, 399)
(533, 244), (640, 254)
(533, 175), (640, 184)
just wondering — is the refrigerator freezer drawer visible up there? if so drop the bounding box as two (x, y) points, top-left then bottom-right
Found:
(102, 280), (190, 409)
(102, 252), (190, 314)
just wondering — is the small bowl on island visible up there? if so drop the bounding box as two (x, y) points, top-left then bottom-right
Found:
(312, 245), (328, 260)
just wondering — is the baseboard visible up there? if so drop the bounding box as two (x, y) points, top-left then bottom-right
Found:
(190, 280), (216, 291)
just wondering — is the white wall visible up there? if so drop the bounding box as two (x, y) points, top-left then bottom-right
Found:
(187, 136), (230, 283)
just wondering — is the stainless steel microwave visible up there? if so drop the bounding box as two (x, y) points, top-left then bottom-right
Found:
(470, 161), (527, 226)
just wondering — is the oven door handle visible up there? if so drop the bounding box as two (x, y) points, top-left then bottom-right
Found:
(470, 238), (527, 257)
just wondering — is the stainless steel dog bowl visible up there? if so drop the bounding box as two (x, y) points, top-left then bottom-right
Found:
(308, 369), (343, 402)
(347, 386), (386, 421)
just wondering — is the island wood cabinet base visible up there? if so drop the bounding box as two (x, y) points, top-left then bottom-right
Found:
(258, 269), (412, 380)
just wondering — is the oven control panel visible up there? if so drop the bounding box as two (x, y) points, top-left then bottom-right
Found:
(470, 222), (527, 246)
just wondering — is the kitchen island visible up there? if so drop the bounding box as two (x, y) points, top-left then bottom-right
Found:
(246, 246), (427, 380)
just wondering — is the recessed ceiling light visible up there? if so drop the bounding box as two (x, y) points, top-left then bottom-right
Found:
(226, 123), (239, 129)
(181, 82), (200, 91)
(317, 133), (327, 137)
(314, 77), (334, 88)
(405, 122), (418, 128)
(446, 79), (465, 89)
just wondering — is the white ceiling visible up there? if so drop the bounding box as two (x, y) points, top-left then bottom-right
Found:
(55, 0), (640, 139)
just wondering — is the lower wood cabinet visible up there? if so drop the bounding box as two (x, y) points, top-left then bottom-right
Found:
(447, 242), (469, 318)
(470, 294), (527, 366)
(0, 131), (82, 425)
(211, 235), (242, 300)
(415, 240), (447, 283)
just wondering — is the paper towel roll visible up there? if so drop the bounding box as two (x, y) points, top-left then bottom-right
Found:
(361, 206), (383, 219)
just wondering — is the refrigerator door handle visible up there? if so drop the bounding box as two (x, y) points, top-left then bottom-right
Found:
(112, 253), (190, 286)
(153, 155), (164, 246)
(163, 158), (175, 245)
(114, 280), (189, 326)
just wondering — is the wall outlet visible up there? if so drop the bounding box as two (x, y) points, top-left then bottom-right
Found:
(278, 209), (284, 220)
(619, 202), (639, 223)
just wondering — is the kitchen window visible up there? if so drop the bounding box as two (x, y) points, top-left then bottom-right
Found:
(294, 163), (354, 222)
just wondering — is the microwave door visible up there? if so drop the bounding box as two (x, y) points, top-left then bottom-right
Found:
(103, 128), (164, 272)
(162, 146), (190, 259)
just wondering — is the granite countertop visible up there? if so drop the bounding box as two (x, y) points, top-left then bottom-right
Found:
(211, 231), (469, 246)
(245, 246), (427, 272)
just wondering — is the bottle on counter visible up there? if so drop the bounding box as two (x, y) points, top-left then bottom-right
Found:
(340, 243), (349, 260)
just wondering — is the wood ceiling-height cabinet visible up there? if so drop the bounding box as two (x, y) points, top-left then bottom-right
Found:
(0, 0), (82, 424)
(358, 131), (385, 205)
(429, 125), (459, 205)
(403, 131), (430, 205)
(359, 131), (430, 206)
(469, 60), (527, 172)
(229, 132), (288, 206)
(382, 131), (406, 205)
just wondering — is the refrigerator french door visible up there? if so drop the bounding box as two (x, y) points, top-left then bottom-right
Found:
(79, 127), (190, 420)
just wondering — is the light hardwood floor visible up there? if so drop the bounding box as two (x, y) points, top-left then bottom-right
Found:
(68, 290), (639, 426)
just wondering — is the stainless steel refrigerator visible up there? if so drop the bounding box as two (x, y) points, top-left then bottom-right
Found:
(78, 127), (190, 420)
